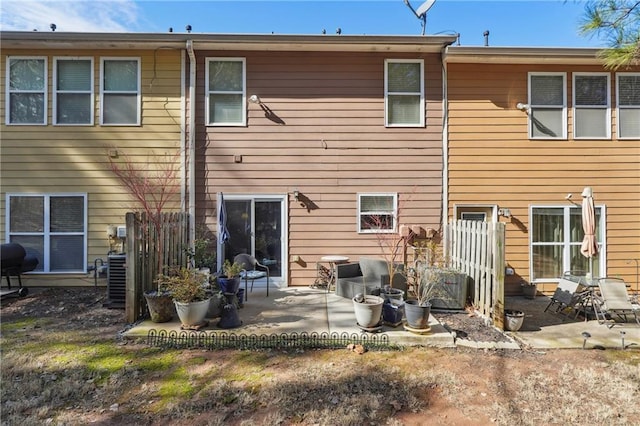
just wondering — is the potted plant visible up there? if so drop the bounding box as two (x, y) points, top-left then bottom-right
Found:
(163, 267), (211, 327)
(352, 276), (385, 330)
(404, 262), (440, 330)
(143, 275), (175, 323)
(186, 233), (217, 273)
(217, 259), (243, 294)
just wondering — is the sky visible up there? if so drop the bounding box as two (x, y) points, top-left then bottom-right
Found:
(0, 0), (608, 48)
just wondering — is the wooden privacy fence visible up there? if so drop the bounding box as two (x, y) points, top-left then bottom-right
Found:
(125, 211), (191, 323)
(444, 220), (506, 329)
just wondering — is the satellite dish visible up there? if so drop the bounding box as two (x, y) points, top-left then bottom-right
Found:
(403, 0), (437, 35)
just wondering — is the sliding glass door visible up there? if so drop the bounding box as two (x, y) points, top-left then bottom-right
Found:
(221, 195), (284, 280)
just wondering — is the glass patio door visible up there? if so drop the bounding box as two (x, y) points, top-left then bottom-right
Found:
(222, 197), (283, 279)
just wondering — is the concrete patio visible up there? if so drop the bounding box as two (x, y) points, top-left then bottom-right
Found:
(122, 284), (640, 351)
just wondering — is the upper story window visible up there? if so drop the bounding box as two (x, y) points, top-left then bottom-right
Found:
(6, 193), (87, 273)
(530, 205), (604, 282)
(528, 72), (567, 139)
(358, 193), (398, 233)
(100, 58), (140, 125)
(206, 58), (246, 126)
(6, 56), (47, 125)
(573, 73), (610, 139)
(54, 58), (94, 125)
(616, 73), (640, 139)
(385, 59), (424, 127)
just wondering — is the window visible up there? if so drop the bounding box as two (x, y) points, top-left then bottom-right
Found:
(100, 58), (140, 125)
(54, 58), (94, 125)
(6, 56), (47, 125)
(385, 59), (424, 127)
(573, 73), (610, 139)
(528, 72), (567, 139)
(617, 73), (640, 139)
(358, 193), (397, 233)
(461, 212), (486, 222)
(6, 194), (87, 273)
(530, 206), (604, 282)
(206, 58), (246, 126)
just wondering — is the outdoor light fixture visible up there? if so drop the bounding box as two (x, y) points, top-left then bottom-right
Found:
(248, 94), (261, 104)
(516, 102), (530, 111)
(293, 190), (300, 201)
(498, 208), (511, 218)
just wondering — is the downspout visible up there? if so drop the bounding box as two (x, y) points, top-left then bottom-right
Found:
(441, 44), (450, 241)
(187, 40), (196, 247)
(180, 49), (186, 211)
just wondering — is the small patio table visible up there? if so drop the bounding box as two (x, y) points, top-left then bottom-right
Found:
(317, 255), (350, 293)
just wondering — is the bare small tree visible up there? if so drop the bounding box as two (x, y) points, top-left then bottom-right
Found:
(107, 147), (183, 288)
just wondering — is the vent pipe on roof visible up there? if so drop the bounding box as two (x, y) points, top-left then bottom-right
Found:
(483, 30), (489, 46)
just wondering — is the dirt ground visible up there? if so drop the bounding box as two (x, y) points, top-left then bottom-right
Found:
(1, 287), (639, 425)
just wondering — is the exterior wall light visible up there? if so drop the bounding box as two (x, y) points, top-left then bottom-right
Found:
(516, 102), (530, 111)
(248, 94), (261, 104)
(498, 208), (511, 218)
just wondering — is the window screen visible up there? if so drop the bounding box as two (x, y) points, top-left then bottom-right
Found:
(101, 59), (140, 125)
(529, 73), (566, 139)
(574, 74), (609, 139)
(7, 57), (47, 125)
(206, 59), (245, 126)
(617, 74), (640, 138)
(385, 60), (424, 126)
(358, 193), (397, 233)
(55, 58), (93, 125)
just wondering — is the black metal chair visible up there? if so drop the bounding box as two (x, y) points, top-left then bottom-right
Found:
(233, 254), (269, 301)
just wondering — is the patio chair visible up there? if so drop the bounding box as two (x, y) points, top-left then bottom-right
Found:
(233, 254), (269, 301)
(544, 277), (588, 319)
(594, 277), (640, 328)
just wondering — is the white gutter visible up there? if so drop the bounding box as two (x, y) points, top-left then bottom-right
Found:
(187, 40), (196, 247)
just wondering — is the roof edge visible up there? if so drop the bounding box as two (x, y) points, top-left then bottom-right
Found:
(443, 46), (609, 65)
(0, 31), (458, 52)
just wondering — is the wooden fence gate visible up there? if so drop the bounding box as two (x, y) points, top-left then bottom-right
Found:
(125, 211), (191, 323)
(444, 220), (506, 330)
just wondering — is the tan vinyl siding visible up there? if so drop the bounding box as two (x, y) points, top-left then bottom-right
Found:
(0, 49), (184, 274)
(447, 63), (640, 294)
(196, 51), (445, 286)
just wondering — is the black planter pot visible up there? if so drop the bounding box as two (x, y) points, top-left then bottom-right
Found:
(382, 299), (405, 325)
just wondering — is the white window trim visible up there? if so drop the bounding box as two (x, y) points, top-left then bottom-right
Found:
(616, 72), (640, 140)
(384, 59), (425, 128)
(53, 57), (94, 126)
(6, 193), (88, 273)
(5, 56), (48, 126)
(529, 204), (606, 284)
(573, 72), (611, 140)
(99, 57), (141, 126)
(528, 72), (567, 140)
(205, 57), (247, 127)
(357, 192), (398, 234)
(453, 204), (498, 223)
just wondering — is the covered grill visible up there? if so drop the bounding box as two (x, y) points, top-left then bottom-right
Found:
(1, 243), (39, 297)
